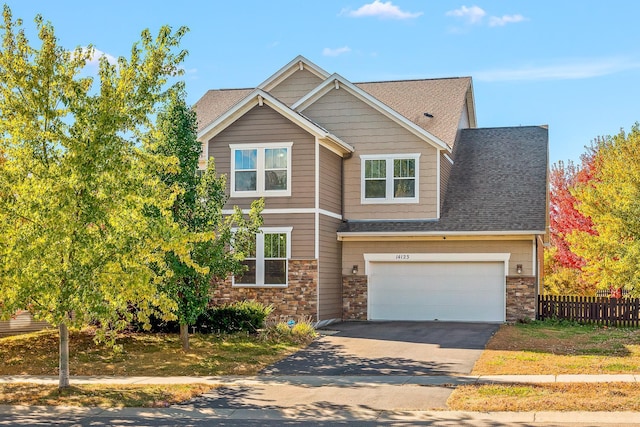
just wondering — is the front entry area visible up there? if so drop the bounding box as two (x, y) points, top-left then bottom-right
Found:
(368, 260), (506, 322)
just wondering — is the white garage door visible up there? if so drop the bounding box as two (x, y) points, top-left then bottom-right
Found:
(369, 262), (505, 322)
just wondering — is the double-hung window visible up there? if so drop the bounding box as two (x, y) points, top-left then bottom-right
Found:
(230, 143), (292, 197)
(234, 227), (292, 287)
(361, 154), (420, 203)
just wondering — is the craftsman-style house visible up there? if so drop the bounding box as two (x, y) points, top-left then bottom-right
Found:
(193, 55), (548, 325)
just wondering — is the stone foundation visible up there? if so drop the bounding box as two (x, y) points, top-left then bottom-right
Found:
(342, 275), (368, 320)
(506, 276), (537, 322)
(210, 259), (318, 322)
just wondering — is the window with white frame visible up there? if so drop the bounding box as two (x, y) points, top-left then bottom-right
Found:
(361, 154), (420, 203)
(234, 227), (291, 287)
(230, 143), (292, 197)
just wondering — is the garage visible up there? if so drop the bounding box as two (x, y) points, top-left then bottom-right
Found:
(368, 258), (506, 322)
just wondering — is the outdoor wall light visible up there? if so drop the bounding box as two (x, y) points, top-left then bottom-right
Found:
(352, 265), (358, 275)
(516, 264), (523, 275)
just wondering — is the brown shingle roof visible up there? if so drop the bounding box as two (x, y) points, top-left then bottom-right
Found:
(194, 77), (472, 147)
(355, 78), (471, 148)
(193, 88), (253, 133)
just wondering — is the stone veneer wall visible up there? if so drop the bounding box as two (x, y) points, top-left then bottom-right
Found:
(343, 275), (368, 320)
(210, 259), (318, 322)
(506, 276), (537, 322)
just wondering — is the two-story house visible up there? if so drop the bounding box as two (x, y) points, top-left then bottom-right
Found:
(194, 55), (548, 326)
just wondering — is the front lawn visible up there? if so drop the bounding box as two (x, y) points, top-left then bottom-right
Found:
(0, 328), (308, 376)
(472, 321), (640, 375)
(449, 321), (640, 411)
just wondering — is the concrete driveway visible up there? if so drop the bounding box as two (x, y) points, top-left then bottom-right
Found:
(261, 321), (499, 376)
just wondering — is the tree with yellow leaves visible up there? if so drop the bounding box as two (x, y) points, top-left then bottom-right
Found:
(0, 6), (197, 388)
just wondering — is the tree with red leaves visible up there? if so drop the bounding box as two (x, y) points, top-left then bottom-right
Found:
(544, 148), (598, 295)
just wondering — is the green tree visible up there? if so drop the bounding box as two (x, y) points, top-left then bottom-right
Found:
(570, 124), (640, 295)
(0, 7), (192, 388)
(151, 90), (262, 351)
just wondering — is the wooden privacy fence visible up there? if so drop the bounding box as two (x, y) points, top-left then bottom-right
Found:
(538, 295), (640, 327)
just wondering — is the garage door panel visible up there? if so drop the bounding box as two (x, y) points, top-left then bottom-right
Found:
(369, 261), (505, 322)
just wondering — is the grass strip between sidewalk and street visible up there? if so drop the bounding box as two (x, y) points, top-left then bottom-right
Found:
(0, 383), (215, 407)
(448, 382), (640, 412)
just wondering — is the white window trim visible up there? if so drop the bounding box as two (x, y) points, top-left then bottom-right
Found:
(232, 226), (293, 288)
(360, 153), (420, 204)
(230, 142), (293, 198)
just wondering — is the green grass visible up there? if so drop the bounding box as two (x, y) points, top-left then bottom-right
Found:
(0, 328), (310, 376)
(473, 320), (640, 374)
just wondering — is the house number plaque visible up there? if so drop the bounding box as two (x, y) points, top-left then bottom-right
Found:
(395, 254), (410, 260)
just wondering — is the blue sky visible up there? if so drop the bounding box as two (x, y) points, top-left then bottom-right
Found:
(4, 1), (639, 165)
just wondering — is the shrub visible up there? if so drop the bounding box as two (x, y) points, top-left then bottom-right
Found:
(199, 301), (274, 334)
(259, 319), (317, 344)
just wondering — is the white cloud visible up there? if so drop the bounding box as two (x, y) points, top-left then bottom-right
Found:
(445, 5), (486, 24)
(342, 0), (423, 19)
(323, 46), (352, 57)
(74, 47), (117, 66)
(474, 57), (640, 82)
(489, 14), (526, 27)
(446, 6), (526, 27)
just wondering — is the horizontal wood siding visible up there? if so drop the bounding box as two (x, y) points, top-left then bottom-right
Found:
(269, 68), (324, 106)
(262, 213), (315, 259)
(318, 215), (343, 321)
(319, 145), (342, 215)
(208, 105), (316, 210)
(303, 88), (438, 220)
(0, 311), (50, 335)
(343, 239), (534, 276)
(440, 151), (452, 211)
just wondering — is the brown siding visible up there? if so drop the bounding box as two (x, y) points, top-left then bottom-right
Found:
(319, 145), (342, 215)
(262, 213), (315, 259)
(440, 152), (452, 212)
(268, 68), (324, 106)
(318, 215), (342, 321)
(343, 239), (535, 276)
(0, 311), (50, 335)
(303, 88), (439, 220)
(208, 105), (316, 210)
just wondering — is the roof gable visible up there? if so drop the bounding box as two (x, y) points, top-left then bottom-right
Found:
(258, 55), (330, 93)
(197, 89), (353, 156)
(292, 74), (451, 152)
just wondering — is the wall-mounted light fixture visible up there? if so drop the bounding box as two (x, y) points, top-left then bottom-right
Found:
(352, 265), (358, 275)
(516, 264), (523, 275)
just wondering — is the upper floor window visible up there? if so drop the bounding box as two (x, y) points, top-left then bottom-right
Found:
(230, 142), (293, 197)
(361, 154), (420, 203)
(233, 227), (291, 287)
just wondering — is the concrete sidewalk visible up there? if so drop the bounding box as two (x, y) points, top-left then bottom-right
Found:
(1, 374), (639, 424)
(1, 373), (639, 385)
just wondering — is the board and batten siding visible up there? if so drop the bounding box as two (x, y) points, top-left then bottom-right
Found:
(268, 68), (325, 107)
(303, 88), (439, 220)
(343, 239), (535, 277)
(318, 215), (343, 321)
(319, 145), (342, 215)
(207, 105), (316, 211)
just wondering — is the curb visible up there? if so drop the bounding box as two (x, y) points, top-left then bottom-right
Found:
(2, 405), (640, 424)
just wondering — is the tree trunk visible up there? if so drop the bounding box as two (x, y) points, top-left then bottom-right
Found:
(59, 322), (70, 389)
(180, 323), (190, 351)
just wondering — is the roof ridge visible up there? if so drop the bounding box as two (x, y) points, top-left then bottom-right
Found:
(355, 77), (471, 84)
